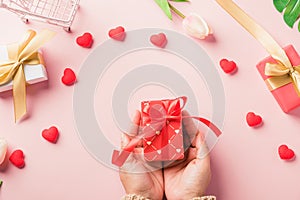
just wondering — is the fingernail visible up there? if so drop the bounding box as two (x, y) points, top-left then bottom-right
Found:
(199, 132), (205, 142)
(131, 110), (139, 119)
(121, 133), (125, 146)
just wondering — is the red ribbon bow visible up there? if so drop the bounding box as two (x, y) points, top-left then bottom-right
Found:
(141, 96), (185, 139)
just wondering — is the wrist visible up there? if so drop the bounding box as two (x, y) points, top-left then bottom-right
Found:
(124, 189), (152, 199)
(183, 191), (205, 200)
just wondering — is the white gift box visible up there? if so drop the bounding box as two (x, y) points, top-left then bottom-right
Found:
(0, 45), (48, 93)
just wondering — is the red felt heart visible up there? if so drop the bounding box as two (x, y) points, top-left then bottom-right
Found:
(219, 59), (237, 74)
(62, 68), (76, 86)
(109, 26), (126, 41)
(76, 32), (93, 48)
(42, 126), (59, 143)
(9, 150), (25, 168)
(150, 33), (167, 48)
(278, 145), (295, 160)
(246, 112), (262, 127)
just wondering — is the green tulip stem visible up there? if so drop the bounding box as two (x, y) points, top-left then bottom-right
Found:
(168, 3), (186, 19)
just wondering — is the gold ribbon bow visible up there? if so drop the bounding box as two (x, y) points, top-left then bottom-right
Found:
(0, 30), (55, 122)
(265, 62), (300, 94)
(216, 0), (300, 95)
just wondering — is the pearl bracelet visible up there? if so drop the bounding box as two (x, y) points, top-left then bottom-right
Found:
(121, 194), (216, 200)
(121, 194), (150, 200)
(192, 196), (216, 200)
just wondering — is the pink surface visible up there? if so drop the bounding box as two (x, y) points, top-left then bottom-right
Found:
(257, 45), (300, 113)
(1, 0), (300, 199)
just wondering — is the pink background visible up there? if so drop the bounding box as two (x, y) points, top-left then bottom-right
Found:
(1, 0), (300, 199)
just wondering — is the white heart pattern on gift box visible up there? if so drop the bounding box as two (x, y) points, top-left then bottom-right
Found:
(143, 126), (184, 161)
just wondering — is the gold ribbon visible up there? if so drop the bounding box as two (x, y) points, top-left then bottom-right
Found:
(0, 30), (55, 122)
(216, 0), (300, 95)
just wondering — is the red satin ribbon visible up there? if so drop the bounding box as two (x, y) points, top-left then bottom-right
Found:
(112, 96), (222, 167)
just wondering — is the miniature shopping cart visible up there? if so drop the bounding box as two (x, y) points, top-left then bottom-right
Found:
(0, 0), (80, 31)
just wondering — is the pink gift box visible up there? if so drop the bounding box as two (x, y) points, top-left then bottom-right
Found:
(256, 45), (300, 113)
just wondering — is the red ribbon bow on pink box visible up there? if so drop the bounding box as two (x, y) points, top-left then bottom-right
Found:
(112, 96), (221, 167)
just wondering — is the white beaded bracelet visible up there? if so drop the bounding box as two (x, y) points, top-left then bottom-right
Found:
(121, 194), (216, 200)
(192, 196), (216, 200)
(121, 194), (150, 200)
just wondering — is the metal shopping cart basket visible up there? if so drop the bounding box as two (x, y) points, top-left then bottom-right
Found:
(0, 0), (80, 31)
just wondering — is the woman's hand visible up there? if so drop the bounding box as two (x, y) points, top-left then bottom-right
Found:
(163, 111), (212, 200)
(119, 111), (164, 200)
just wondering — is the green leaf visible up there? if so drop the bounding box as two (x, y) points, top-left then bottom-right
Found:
(154, 0), (172, 20)
(283, 0), (300, 27)
(273, 0), (300, 32)
(170, 0), (189, 1)
(274, 0), (289, 12)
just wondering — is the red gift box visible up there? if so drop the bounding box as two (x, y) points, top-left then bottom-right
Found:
(257, 45), (300, 113)
(111, 96), (221, 167)
(141, 97), (184, 161)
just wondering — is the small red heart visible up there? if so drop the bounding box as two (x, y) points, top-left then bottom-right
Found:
(42, 126), (59, 143)
(246, 112), (263, 127)
(62, 68), (76, 86)
(76, 32), (93, 48)
(150, 33), (167, 48)
(220, 59), (237, 74)
(9, 150), (25, 168)
(109, 26), (126, 41)
(278, 145), (295, 160)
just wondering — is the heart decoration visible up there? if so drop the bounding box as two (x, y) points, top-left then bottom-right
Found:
(219, 59), (237, 74)
(9, 150), (25, 168)
(246, 112), (263, 127)
(0, 138), (7, 165)
(278, 145), (295, 160)
(42, 126), (59, 143)
(150, 33), (167, 48)
(62, 68), (76, 86)
(76, 32), (93, 48)
(109, 26), (126, 41)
